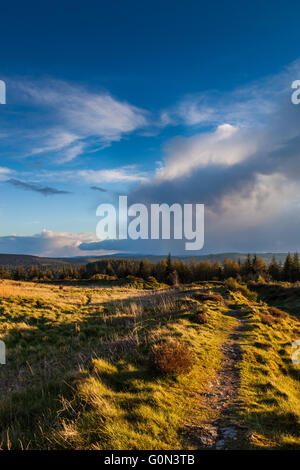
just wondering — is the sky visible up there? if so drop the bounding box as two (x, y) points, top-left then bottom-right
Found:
(1, 0), (300, 256)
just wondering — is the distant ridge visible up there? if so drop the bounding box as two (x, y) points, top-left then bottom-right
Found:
(0, 252), (290, 267)
(0, 254), (67, 267)
(77, 252), (289, 265)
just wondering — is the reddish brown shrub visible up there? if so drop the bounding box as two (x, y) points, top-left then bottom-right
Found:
(260, 313), (277, 326)
(192, 292), (224, 304)
(260, 307), (288, 326)
(268, 306), (288, 319)
(195, 310), (209, 324)
(149, 339), (194, 376)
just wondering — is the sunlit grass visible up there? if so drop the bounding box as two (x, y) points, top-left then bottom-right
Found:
(231, 291), (300, 449)
(0, 280), (300, 449)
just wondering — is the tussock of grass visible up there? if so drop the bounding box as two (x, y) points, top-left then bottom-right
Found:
(149, 339), (194, 377)
(192, 292), (224, 304)
(194, 310), (209, 325)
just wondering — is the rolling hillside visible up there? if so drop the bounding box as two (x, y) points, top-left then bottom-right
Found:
(0, 278), (299, 449)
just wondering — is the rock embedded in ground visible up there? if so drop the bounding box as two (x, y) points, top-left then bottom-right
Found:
(215, 439), (225, 450)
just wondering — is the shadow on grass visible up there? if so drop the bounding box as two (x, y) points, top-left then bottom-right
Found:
(0, 288), (199, 448)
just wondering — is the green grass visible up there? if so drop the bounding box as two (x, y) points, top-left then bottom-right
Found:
(0, 279), (299, 449)
(229, 290), (300, 448)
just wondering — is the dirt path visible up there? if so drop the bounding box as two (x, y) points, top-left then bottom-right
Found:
(187, 315), (248, 449)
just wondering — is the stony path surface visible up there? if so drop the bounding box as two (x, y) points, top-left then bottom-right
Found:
(187, 316), (248, 449)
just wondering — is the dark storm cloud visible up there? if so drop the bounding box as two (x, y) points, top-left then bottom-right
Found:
(130, 96), (300, 209)
(90, 185), (108, 192)
(7, 178), (72, 196)
(85, 74), (300, 254)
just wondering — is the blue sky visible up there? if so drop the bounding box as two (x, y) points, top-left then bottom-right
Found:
(1, 0), (300, 256)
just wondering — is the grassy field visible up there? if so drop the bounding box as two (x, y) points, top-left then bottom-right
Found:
(0, 278), (300, 450)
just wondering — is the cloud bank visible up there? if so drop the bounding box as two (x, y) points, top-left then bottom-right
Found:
(122, 60), (300, 253)
(0, 230), (115, 257)
(3, 61), (300, 255)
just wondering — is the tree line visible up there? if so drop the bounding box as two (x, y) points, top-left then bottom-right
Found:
(0, 253), (300, 284)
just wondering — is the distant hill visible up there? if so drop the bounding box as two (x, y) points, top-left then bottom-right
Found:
(0, 254), (68, 267)
(174, 252), (289, 265)
(0, 252), (290, 267)
(73, 252), (289, 265)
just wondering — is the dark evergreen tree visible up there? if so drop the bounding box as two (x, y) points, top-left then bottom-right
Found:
(283, 253), (293, 281)
(166, 253), (174, 278)
(292, 252), (300, 282)
(106, 262), (115, 276)
(268, 256), (281, 281)
(242, 254), (252, 277)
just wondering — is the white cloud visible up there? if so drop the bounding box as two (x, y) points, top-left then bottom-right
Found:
(63, 92), (148, 139)
(156, 123), (258, 180)
(0, 167), (13, 180)
(29, 130), (84, 163)
(10, 79), (150, 163)
(30, 130), (79, 155)
(161, 60), (300, 130)
(173, 99), (214, 126)
(127, 58), (300, 252)
(0, 230), (116, 257)
(74, 167), (148, 183)
(207, 173), (297, 230)
(20, 165), (148, 184)
(60, 143), (85, 163)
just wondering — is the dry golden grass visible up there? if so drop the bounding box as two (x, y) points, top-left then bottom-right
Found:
(0, 279), (235, 450)
(1, 279), (300, 450)
(0, 279), (170, 307)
